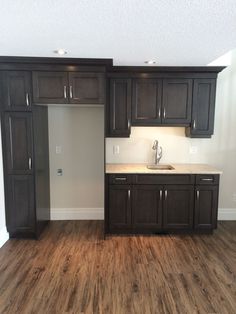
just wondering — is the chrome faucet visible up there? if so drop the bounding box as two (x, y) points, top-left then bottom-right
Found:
(152, 140), (163, 164)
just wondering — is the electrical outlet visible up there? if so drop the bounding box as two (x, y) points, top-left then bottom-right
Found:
(56, 146), (62, 154)
(189, 145), (198, 154)
(57, 169), (63, 176)
(113, 145), (120, 155)
(233, 193), (236, 202)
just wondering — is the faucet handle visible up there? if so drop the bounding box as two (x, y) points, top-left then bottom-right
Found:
(152, 140), (158, 150)
(158, 146), (163, 157)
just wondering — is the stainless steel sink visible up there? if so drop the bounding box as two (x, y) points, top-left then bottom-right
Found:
(147, 164), (175, 170)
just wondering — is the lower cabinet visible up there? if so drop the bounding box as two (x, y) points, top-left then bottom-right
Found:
(194, 185), (218, 230)
(6, 175), (35, 236)
(106, 174), (219, 234)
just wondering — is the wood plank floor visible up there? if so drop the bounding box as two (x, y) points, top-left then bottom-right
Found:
(0, 221), (236, 314)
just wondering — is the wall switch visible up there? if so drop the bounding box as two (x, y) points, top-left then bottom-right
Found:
(233, 193), (236, 202)
(189, 145), (198, 154)
(113, 145), (120, 155)
(57, 169), (63, 176)
(56, 146), (62, 154)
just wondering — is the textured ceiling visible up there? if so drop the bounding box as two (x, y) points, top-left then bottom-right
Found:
(0, 0), (236, 65)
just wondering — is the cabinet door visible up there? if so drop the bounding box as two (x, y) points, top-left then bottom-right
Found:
(32, 71), (68, 104)
(6, 175), (35, 235)
(162, 79), (192, 124)
(109, 185), (132, 230)
(109, 79), (131, 137)
(68, 72), (105, 104)
(163, 185), (194, 229)
(132, 79), (162, 125)
(132, 185), (162, 230)
(4, 112), (33, 174)
(187, 79), (216, 137)
(2, 71), (32, 111)
(194, 186), (218, 230)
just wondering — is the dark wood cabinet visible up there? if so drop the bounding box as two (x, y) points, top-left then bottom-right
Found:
(6, 175), (35, 236)
(106, 174), (219, 234)
(162, 79), (192, 125)
(109, 79), (131, 137)
(194, 185), (218, 230)
(69, 72), (105, 104)
(1, 71), (32, 111)
(132, 79), (162, 125)
(163, 185), (194, 229)
(32, 71), (105, 105)
(132, 185), (162, 230)
(4, 112), (33, 175)
(186, 79), (216, 138)
(108, 185), (132, 230)
(33, 71), (68, 104)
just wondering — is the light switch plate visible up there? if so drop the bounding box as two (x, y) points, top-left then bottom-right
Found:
(56, 146), (62, 154)
(189, 145), (198, 154)
(113, 145), (120, 155)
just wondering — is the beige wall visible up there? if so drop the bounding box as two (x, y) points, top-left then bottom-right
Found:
(0, 125), (6, 231)
(48, 106), (104, 217)
(106, 51), (236, 215)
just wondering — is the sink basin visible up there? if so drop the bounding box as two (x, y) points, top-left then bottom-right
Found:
(147, 164), (175, 170)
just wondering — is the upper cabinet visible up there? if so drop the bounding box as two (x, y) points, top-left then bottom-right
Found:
(162, 79), (192, 125)
(185, 79), (216, 138)
(108, 78), (131, 137)
(32, 71), (105, 105)
(32, 72), (68, 104)
(1, 71), (32, 111)
(132, 79), (162, 125)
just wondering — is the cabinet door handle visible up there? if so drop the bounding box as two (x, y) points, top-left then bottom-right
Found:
(64, 86), (67, 99)
(163, 108), (166, 119)
(159, 190), (163, 201)
(158, 108), (161, 119)
(164, 190), (168, 200)
(193, 120), (196, 129)
(26, 93), (30, 106)
(196, 190), (200, 200)
(128, 189), (131, 200)
(127, 119), (131, 130)
(29, 157), (32, 170)
(69, 86), (73, 99)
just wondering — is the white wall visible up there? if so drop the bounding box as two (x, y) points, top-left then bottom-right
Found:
(0, 124), (8, 247)
(48, 106), (104, 220)
(106, 51), (236, 219)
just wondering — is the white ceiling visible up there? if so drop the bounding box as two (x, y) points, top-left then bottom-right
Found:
(0, 0), (236, 65)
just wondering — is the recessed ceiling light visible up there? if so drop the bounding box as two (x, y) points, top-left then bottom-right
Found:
(54, 49), (67, 55)
(144, 60), (157, 65)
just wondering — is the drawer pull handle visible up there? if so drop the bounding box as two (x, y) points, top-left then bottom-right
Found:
(158, 108), (161, 119)
(69, 86), (73, 99)
(29, 157), (32, 170)
(115, 177), (127, 181)
(63, 86), (67, 99)
(128, 190), (131, 200)
(201, 178), (213, 181)
(26, 93), (30, 106)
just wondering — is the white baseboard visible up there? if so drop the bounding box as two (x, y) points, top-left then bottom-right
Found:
(218, 208), (236, 220)
(0, 226), (9, 248)
(51, 208), (104, 220)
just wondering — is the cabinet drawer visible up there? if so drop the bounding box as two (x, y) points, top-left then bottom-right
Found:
(135, 174), (194, 185)
(196, 174), (219, 185)
(109, 174), (134, 184)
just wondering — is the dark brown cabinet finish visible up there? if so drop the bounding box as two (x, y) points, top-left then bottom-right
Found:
(194, 185), (218, 230)
(108, 185), (132, 230)
(132, 185), (162, 230)
(109, 79), (131, 137)
(186, 79), (216, 138)
(6, 175), (35, 236)
(68, 72), (105, 104)
(162, 79), (192, 125)
(163, 185), (194, 229)
(132, 79), (162, 125)
(1, 71), (32, 111)
(4, 112), (33, 175)
(33, 71), (68, 104)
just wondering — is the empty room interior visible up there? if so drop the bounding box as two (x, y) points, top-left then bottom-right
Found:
(0, 1), (236, 313)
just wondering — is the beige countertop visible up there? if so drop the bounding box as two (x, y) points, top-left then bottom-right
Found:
(106, 163), (222, 174)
